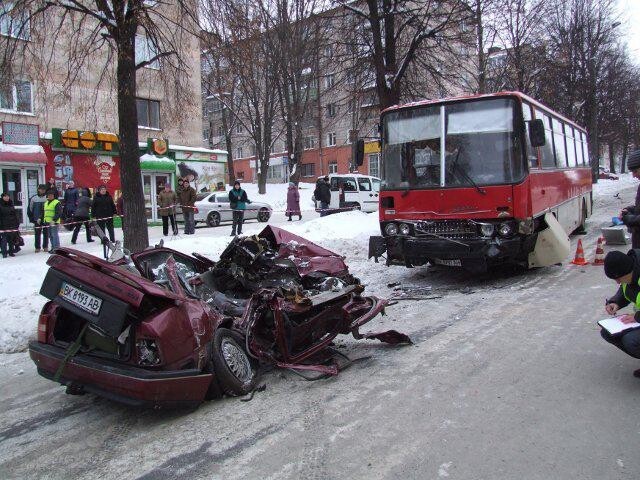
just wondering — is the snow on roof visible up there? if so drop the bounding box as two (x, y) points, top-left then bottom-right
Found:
(140, 153), (174, 164)
(0, 142), (45, 154)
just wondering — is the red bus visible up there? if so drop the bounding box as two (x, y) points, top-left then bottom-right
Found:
(366, 91), (593, 273)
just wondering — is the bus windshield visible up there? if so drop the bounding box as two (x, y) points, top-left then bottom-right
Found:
(381, 98), (525, 189)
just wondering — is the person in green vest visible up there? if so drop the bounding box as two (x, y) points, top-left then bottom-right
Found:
(228, 180), (251, 236)
(42, 189), (63, 253)
(602, 250), (640, 378)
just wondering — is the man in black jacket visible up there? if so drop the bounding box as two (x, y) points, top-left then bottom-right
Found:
(602, 249), (640, 377)
(314, 176), (331, 217)
(619, 150), (640, 248)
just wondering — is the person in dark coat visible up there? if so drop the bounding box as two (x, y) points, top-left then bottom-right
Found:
(0, 192), (19, 258)
(286, 182), (301, 221)
(313, 176), (331, 216)
(620, 150), (640, 248)
(92, 185), (117, 242)
(28, 184), (48, 252)
(71, 189), (94, 244)
(178, 179), (197, 234)
(602, 249), (640, 378)
(228, 180), (251, 236)
(63, 181), (79, 219)
(46, 178), (59, 199)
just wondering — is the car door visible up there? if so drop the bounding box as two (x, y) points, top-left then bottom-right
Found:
(211, 193), (233, 222)
(357, 177), (378, 212)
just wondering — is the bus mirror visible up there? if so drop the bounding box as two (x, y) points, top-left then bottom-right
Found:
(529, 119), (546, 147)
(354, 138), (365, 166)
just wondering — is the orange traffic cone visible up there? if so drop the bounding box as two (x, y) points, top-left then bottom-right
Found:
(592, 236), (605, 265)
(571, 239), (589, 265)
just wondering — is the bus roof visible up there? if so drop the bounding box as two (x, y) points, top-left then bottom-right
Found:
(381, 91), (587, 133)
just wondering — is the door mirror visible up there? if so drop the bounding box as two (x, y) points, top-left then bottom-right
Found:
(354, 138), (365, 166)
(529, 119), (546, 147)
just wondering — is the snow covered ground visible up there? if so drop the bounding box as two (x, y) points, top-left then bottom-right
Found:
(0, 174), (634, 354)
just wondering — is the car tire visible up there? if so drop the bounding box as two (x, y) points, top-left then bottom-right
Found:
(207, 211), (221, 228)
(257, 208), (270, 222)
(211, 328), (257, 396)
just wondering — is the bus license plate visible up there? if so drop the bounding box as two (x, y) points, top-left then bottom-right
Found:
(434, 258), (462, 267)
(59, 282), (103, 315)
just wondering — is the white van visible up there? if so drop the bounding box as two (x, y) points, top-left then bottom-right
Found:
(318, 174), (381, 213)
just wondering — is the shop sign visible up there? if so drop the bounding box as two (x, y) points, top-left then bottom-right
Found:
(364, 141), (381, 154)
(2, 121), (39, 145)
(148, 137), (169, 155)
(52, 128), (119, 154)
(175, 150), (222, 162)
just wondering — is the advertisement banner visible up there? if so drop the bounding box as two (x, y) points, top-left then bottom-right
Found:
(176, 160), (226, 192)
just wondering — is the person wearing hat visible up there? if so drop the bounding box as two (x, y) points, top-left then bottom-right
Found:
(602, 249), (640, 377)
(228, 180), (251, 236)
(178, 178), (197, 235)
(619, 149), (640, 248)
(42, 189), (63, 252)
(92, 185), (117, 242)
(0, 192), (19, 258)
(63, 181), (79, 220)
(313, 176), (331, 217)
(28, 184), (49, 252)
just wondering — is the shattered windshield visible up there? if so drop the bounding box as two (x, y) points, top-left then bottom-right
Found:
(381, 98), (525, 189)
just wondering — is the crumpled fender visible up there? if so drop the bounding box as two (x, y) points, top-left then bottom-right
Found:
(345, 296), (413, 345)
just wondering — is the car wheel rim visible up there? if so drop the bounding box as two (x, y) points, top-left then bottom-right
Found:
(209, 213), (219, 226)
(221, 338), (253, 383)
(258, 210), (268, 221)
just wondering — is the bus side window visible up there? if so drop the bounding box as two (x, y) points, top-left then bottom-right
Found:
(551, 117), (567, 168)
(539, 112), (556, 168)
(581, 133), (590, 166)
(523, 102), (538, 168)
(566, 126), (577, 167)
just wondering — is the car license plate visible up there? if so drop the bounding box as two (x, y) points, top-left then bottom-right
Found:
(59, 282), (103, 315)
(434, 258), (462, 267)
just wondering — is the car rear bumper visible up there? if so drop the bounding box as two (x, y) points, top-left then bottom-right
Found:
(29, 341), (212, 408)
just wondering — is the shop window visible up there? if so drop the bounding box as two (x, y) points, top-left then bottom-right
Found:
(300, 163), (315, 177)
(328, 161), (338, 174)
(368, 154), (380, 177)
(327, 132), (336, 146)
(0, 79), (32, 113)
(137, 98), (161, 129)
(0, 3), (30, 40)
(135, 35), (160, 69)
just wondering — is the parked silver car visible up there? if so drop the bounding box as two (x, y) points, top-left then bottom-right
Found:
(193, 192), (272, 227)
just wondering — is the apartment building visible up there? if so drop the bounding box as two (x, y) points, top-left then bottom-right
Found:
(1, 2), (226, 226)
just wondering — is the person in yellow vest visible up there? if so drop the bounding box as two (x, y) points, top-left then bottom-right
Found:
(42, 189), (63, 253)
(602, 250), (640, 378)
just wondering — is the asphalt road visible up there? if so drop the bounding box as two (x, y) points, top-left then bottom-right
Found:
(1, 199), (639, 479)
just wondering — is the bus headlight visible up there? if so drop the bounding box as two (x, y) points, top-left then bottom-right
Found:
(399, 223), (411, 235)
(478, 223), (494, 237)
(498, 222), (515, 237)
(385, 223), (398, 236)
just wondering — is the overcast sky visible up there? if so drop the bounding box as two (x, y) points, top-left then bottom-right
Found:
(618, 0), (640, 63)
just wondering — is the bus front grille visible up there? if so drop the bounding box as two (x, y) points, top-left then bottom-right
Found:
(415, 220), (478, 240)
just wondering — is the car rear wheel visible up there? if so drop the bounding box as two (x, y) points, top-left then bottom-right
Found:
(207, 211), (221, 228)
(257, 208), (270, 222)
(211, 328), (257, 396)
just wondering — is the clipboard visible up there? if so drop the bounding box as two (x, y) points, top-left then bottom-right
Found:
(597, 316), (640, 336)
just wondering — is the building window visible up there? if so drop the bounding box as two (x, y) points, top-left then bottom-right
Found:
(250, 144), (257, 157)
(0, 79), (33, 113)
(137, 98), (160, 129)
(368, 154), (380, 177)
(135, 35), (160, 69)
(203, 129), (210, 141)
(327, 132), (336, 146)
(0, 3), (30, 40)
(211, 98), (223, 112)
(326, 103), (336, 118)
(300, 163), (315, 177)
(217, 125), (224, 136)
(235, 123), (242, 134)
(236, 171), (244, 180)
(304, 136), (316, 150)
(324, 74), (335, 89)
(236, 147), (243, 158)
(324, 45), (333, 59)
(328, 161), (338, 174)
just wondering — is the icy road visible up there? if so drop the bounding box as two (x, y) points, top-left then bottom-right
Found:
(0, 178), (639, 479)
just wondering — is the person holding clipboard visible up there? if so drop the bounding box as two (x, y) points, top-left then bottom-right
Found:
(602, 250), (640, 377)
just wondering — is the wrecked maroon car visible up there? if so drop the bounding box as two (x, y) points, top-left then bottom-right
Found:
(28, 226), (409, 408)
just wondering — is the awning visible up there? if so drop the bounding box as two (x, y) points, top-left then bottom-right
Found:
(0, 142), (47, 165)
(140, 153), (175, 172)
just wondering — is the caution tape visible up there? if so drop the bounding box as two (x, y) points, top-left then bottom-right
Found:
(0, 214), (123, 234)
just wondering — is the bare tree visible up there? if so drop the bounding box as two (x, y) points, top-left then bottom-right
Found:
(1, 0), (200, 252)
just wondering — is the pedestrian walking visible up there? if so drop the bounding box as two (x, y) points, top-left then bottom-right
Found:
(92, 184), (117, 242)
(313, 176), (331, 216)
(229, 180), (251, 236)
(158, 183), (179, 236)
(286, 182), (301, 221)
(43, 189), (62, 252)
(620, 150), (640, 248)
(178, 178), (197, 234)
(71, 189), (94, 244)
(0, 192), (19, 258)
(28, 184), (49, 252)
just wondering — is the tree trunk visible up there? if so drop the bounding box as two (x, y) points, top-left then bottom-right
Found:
(117, 31), (149, 253)
(621, 138), (628, 174)
(608, 141), (615, 173)
(476, 0), (486, 94)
